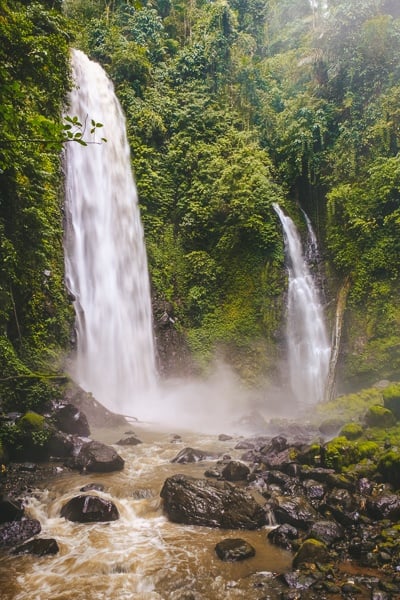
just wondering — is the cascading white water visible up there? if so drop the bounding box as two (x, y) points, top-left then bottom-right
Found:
(273, 204), (331, 406)
(64, 49), (157, 414)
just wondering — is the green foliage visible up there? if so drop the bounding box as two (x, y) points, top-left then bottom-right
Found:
(0, 0), (73, 415)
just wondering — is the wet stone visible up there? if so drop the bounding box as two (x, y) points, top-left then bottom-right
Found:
(221, 461), (250, 482)
(60, 495), (119, 523)
(80, 483), (106, 492)
(12, 538), (59, 556)
(0, 518), (41, 548)
(215, 538), (255, 561)
(115, 436), (142, 446)
(0, 496), (24, 524)
(171, 447), (218, 464)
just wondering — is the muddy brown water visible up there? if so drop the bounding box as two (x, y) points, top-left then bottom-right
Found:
(0, 425), (292, 599)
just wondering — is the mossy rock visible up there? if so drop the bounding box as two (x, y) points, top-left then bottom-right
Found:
(19, 411), (46, 431)
(340, 422), (364, 440)
(292, 538), (330, 568)
(382, 383), (400, 420)
(377, 450), (400, 489)
(365, 405), (396, 428)
(324, 436), (359, 471)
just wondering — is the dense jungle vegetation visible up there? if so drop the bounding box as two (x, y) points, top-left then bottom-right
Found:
(1, 0), (400, 420)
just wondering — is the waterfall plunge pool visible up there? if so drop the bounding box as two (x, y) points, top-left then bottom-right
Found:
(0, 425), (292, 600)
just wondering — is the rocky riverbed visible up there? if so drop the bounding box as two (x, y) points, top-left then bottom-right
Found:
(1, 385), (400, 598)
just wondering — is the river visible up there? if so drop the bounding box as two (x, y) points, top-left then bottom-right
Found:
(0, 424), (292, 599)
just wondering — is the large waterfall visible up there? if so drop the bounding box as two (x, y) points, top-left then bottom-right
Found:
(273, 204), (331, 406)
(64, 49), (157, 414)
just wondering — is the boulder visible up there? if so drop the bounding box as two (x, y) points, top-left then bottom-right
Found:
(74, 441), (124, 473)
(366, 493), (400, 520)
(12, 538), (59, 556)
(171, 447), (218, 464)
(221, 461), (250, 482)
(47, 431), (77, 458)
(273, 496), (318, 529)
(0, 518), (41, 548)
(267, 523), (298, 550)
(60, 495), (119, 523)
(292, 538), (330, 568)
(160, 474), (267, 529)
(302, 479), (326, 502)
(218, 434), (233, 441)
(215, 538), (255, 561)
(0, 496), (24, 524)
(307, 520), (345, 546)
(321, 487), (360, 526)
(115, 436), (142, 446)
(54, 403), (90, 436)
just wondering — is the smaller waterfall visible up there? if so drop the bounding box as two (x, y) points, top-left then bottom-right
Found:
(273, 204), (331, 406)
(64, 50), (157, 415)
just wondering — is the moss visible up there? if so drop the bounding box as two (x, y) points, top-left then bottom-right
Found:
(365, 405), (396, 428)
(19, 411), (46, 431)
(377, 450), (400, 489)
(340, 422), (364, 440)
(313, 387), (383, 424)
(382, 383), (400, 420)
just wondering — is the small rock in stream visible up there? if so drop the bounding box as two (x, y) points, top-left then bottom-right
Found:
(215, 538), (255, 561)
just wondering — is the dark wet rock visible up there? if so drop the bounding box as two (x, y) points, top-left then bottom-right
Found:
(60, 494), (119, 522)
(220, 461), (250, 482)
(322, 487), (360, 526)
(12, 538), (59, 556)
(47, 431), (77, 458)
(204, 468), (220, 478)
(366, 493), (400, 520)
(262, 435), (288, 453)
(267, 471), (300, 496)
(63, 384), (127, 428)
(80, 483), (106, 492)
(74, 441), (124, 473)
(171, 447), (218, 464)
(302, 479), (326, 502)
(273, 496), (318, 529)
(0, 518), (41, 548)
(292, 538), (330, 567)
(279, 570), (316, 590)
(0, 496), (24, 523)
(218, 434), (232, 441)
(54, 403), (90, 436)
(307, 520), (345, 546)
(215, 538), (255, 561)
(341, 581), (363, 595)
(298, 466), (335, 483)
(267, 523), (298, 550)
(260, 447), (293, 470)
(160, 474), (267, 529)
(356, 477), (374, 496)
(115, 436), (142, 446)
